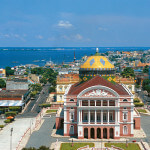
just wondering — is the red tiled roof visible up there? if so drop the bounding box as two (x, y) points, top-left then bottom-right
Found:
(68, 76), (129, 95)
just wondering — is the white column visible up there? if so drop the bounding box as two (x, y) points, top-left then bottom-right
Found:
(101, 110), (103, 124)
(95, 110), (97, 124)
(115, 110), (117, 122)
(81, 110), (82, 123)
(95, 100), (96, 106)
(101, 100), (103, 106)
(88, 100), (90, 106)
(79, 110), (81, 123)
(108, 100), (109, 106)
(115, 100), (117, 106)
(118, 109), (120, 122)
(107, 110), (109, 124)
(79, 100), (81, 107)
(88, 110), (90, 124)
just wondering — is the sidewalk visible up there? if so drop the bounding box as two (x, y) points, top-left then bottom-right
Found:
(0, 118), (35, 150)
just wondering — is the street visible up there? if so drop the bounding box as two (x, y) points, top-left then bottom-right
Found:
(17, 83), (50, 118)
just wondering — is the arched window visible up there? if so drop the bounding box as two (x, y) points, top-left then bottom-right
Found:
(59, 86), (63, 91)
(70, 125), (74, 134)
(123, 126), (128, 135)
(70, 99), (74, 102)
(123, 99), (128, 102)
(123, 112), (127, 120)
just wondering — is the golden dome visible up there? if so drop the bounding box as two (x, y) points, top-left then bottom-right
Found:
(80, 55), (114, 69)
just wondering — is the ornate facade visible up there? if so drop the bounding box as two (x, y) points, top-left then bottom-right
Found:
(56, 51), (141, 139)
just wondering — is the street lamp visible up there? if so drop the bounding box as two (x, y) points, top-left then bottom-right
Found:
(10, 127), (13, 150)
(30, 119), (33, 135)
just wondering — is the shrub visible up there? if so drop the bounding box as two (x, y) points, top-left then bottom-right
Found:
(5, 111), (17, 117)
(9, 106), (21, 112)
(39, 103), (51, 108)
(0, 108), (5, 114)
(0, 125), (4, 128)
(30, 91), (37, 98)
(4, 119), (11, 123)
(134, 103), (144, 107)
(134, 98), (140, 103)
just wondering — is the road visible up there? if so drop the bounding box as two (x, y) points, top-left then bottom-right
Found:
(26, 114), (69, 149)
(17, 83), (50, 118)
(138, 90), (150, 104)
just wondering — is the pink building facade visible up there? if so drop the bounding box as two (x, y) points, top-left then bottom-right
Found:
(56, 76), (141, 139)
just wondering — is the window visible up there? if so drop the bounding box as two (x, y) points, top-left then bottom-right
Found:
(103, 113), (107, 121)
(70, 112), (74, 121)
(59, 86), (63, 91)
(123, 112), (127, 120)
(123, 126), (128, 135)
(90, 112), (94, 122)
(60, 95), (62, 100)
(70, 99), (74, 102)
(123, 99), (128, 102)
(83, 112), (88, 121)
(82, 100), (88, 106)
(90, 100), (95, 106)
(70, 125), (74, 134)
(103, 100), (107, 106)
(97, 112), (101, 121)
(110, 113), (113, 121)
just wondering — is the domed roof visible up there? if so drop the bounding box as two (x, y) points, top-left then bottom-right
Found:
(80, 55), (114, 70)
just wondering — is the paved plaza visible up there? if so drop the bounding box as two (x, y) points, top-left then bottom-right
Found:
(0, 117), (36, 150)
(26, 113), (150, 149)
(0, 112), (150, 150)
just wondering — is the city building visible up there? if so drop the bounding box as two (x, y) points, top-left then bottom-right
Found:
(0, 89), (28, 107)
(0, 68), (6, 77)
(28, 74), (41, 84)
(116, 76), (135, 94)
(56, 74), (79, 102)
(56, 50), (140, 139)
(6, 78), (28, 90)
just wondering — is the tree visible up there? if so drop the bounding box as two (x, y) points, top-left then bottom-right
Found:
(24, 72), (28, 76)
(40, 78), (47, 84)
(49, 86), (55, 93)
(121, 67), (135, 78)
(143, 65), (149, 73)
(31, 84), (42, 92)
(30, 91), (37, 98)
(0, 79), (6, 88)
(5, 66), (14, 76)
(38, 146), (49, 150)
(22, 147), (36, 150)
(142, 79), (150, 88)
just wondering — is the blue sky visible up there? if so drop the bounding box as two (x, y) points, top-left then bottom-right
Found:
(0, 0), (150, 47)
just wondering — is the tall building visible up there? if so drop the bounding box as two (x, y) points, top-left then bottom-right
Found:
(56, 74), (79, 102)
(0, 69), (6, 77)
(56, 50), (140, 139)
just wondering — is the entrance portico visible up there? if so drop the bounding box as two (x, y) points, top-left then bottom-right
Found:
(83, 127), (114, 139)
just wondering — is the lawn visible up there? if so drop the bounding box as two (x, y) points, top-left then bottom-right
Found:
(60, 143), (94, 150)
(46, 109), (57, 113)
(105, 143), (140, 150)
(137, 109), (147, 113)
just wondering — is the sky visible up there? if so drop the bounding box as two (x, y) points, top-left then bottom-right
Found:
(0, 0), (150, 47)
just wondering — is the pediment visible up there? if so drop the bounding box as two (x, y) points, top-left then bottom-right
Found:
(78, 85), (119, 98)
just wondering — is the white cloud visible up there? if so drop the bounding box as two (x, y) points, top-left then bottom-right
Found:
(14, 34), (19, 38)
(4, 34), (10, 38)
(57, 20), (73, 28)
(98, 27), (108, 31)
(61, 34), (90, 42)
(48, 37), (55, 41)
(74, 34), (83, 40)
(36, 35), (43, 39)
